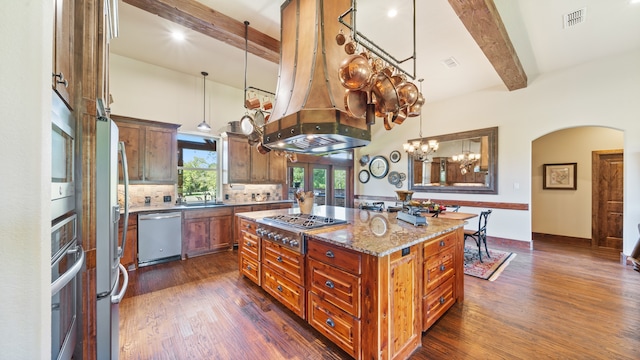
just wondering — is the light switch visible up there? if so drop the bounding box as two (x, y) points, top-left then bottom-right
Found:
(513, 182), (520, 190)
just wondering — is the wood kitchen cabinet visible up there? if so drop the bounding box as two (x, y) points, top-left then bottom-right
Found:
(52, 0), (74, 108)
(226, 133), (287, 184)
(118, 213), (138, 271)
(182, 207), (233, 258)
(238, 218), (261, 285)
(422, 230), (459, 330)
(112, 115), (180, 184)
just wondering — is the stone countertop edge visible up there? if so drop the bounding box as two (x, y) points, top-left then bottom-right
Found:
(126, 200), (294, 214)
(236, 206), (465, 257)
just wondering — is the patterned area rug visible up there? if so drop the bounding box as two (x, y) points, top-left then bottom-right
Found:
(463, 245), (516, 281)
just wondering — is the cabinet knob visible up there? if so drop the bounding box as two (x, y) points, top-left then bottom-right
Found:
(277, 285), (283, 292)
(440, 264), (446, 272)
(325, 318), (335, 328)
(439, 240), (446, 247)
(325, 280), (335, 289)
(246, 265), (252, 271)
(245, 241), (252, 247)
(276, 256), (283, 263)
(439, 296), (446, 305)
(325, 250), (335, 258)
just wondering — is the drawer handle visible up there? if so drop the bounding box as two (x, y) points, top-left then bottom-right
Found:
(277, 285), (283, 292)
(325, 318), (335, 328)
(245, 224), (252, 229)
(276, 256), (283, 263)
(325, 280), (334, 289)
(325, 250), (335, 258)
(440, 264), (446, 272)
(439, 240), (446, 247)
(439, 296), (446, 305)
(246, 265), (252, 271)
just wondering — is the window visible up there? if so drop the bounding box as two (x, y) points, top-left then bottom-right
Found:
(177, 134), (219, 202)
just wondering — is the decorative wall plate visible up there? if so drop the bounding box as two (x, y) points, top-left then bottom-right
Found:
(358, 169), (371, 183)
(388, 171), (400, 185)
(359, 154), (370, 166)
(390, 150), (401, 163)
(399, 172), (407, 181)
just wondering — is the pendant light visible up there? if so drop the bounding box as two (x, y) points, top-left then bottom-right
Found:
(240, 20), (255, 135)
(197, 71), (211, 132)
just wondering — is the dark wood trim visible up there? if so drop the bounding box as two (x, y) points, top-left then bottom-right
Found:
(447, 0), (527, 91)
(123, 0), (280, 63)
(355, 195), (528, 211)
(111, 114), (181, 129)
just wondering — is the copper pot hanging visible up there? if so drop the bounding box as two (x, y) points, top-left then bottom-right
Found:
(338, 54), (373, 91)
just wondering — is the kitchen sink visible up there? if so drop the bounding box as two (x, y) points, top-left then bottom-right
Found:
(175, 202), (226, 209)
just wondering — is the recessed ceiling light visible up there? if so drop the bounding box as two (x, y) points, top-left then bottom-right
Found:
(171, 30), (185, 41)
(387, 8), (398, 18)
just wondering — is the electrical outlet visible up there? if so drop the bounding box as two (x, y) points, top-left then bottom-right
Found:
(163, 195), (171, 202)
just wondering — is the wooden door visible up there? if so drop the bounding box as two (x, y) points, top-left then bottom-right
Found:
(209, 215), (233, 251)
(145, 126), (177, 182)
(183, 218), (210, 257)
(116, 122), (143, 181)
(227, 135), (251, 183)
(592, 150), (624, 250)
(251, 148), (270, 182)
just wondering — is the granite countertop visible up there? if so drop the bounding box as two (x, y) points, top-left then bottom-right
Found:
(236, 205), (465, 257)
(126, 199), (294, 214)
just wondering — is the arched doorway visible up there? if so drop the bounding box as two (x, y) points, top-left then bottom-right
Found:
(531, 126), (624, 253)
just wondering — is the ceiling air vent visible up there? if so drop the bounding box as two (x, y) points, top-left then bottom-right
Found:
(563, 8), (587, 28)
(441, 57), (459, 68)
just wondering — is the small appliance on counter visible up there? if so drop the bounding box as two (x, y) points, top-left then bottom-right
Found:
(394, 190), (428, 226)
(359, 202), (385, 212)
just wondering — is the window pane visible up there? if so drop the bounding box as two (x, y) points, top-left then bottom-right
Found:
(333, 169), (346, 207)
(313, 168), (326, 205)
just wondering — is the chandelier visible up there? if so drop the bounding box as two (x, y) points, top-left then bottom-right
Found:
(403, 79), (438, 162)
(452, 140), (480, 174)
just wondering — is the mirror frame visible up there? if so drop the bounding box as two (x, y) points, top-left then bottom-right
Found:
(407, 127), (498, 194)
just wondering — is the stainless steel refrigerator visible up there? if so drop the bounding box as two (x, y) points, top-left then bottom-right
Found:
(96, 99), (130, 359)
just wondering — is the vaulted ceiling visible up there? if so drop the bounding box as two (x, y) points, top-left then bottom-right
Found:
(110, 0), (640, 103)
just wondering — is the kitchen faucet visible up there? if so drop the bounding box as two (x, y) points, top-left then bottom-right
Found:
(204, 191), (211, 204)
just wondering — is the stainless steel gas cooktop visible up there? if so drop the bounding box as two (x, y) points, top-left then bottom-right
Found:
(262, 213), (347, 230)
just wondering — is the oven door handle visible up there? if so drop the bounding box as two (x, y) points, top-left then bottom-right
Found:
(111, 263), (129, 304)
(51, 245), (84, 296)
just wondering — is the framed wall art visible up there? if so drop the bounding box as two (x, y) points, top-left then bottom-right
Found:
(543, 163), (577, 190)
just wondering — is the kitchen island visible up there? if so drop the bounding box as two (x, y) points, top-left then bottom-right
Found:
(236, 206), (465, 360)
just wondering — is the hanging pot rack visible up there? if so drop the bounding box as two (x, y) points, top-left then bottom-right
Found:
(338, 0), (417, 80)
(243, 21), (275, 110)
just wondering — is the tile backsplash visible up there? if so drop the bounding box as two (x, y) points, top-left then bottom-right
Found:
(222, 184), (283, 203)
(118, 184), (175, 207)
(118, 183), (284, 207)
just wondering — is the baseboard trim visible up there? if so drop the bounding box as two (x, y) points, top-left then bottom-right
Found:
(485, 236), (531, 250)
(532, 232), (591, 247)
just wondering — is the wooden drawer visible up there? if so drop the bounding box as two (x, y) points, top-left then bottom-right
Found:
(308, 292), (360, 359)
(240, 253), (261, 286)
(262, 240), (304, 285)
(262, 266), (305, 319)
(307, 239), (361, 275)
(183, 207), (233, 219)
(241, 231), (260, 261)
(423, 275), (456, 331)
(423, 231), (456, 256)
(308, 258), (360, 317)
(238, 218), (257, 236)
(424, 246), (455, 294)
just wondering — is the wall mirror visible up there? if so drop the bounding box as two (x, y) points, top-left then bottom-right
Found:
(407, 127), (498, 194)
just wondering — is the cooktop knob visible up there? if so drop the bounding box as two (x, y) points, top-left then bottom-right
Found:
(281, 237), (290, 245)
(289, 240), (299, 247)
(273, 234), (282, 241)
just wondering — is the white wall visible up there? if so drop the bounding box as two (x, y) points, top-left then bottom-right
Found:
(0, 1), (51, 359)
(356, 49), (640, 255)
(109, 54), (247, 133)
(532, 127), (623, 238)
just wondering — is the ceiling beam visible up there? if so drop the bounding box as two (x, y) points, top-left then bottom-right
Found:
(448, 0), (527, 91)
(123, 0), (280, 63)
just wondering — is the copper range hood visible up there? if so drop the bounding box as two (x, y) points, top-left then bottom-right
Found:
(262, 0), (371, 153)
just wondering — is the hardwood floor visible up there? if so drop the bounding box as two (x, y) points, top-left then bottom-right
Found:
(119, 241), (640, 359)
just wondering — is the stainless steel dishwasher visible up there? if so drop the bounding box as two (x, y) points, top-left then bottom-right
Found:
(137, 212), (182, 267)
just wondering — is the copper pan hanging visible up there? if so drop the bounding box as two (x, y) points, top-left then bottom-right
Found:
(344, 89), (368, 119)
(338, 54), (373, 91)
